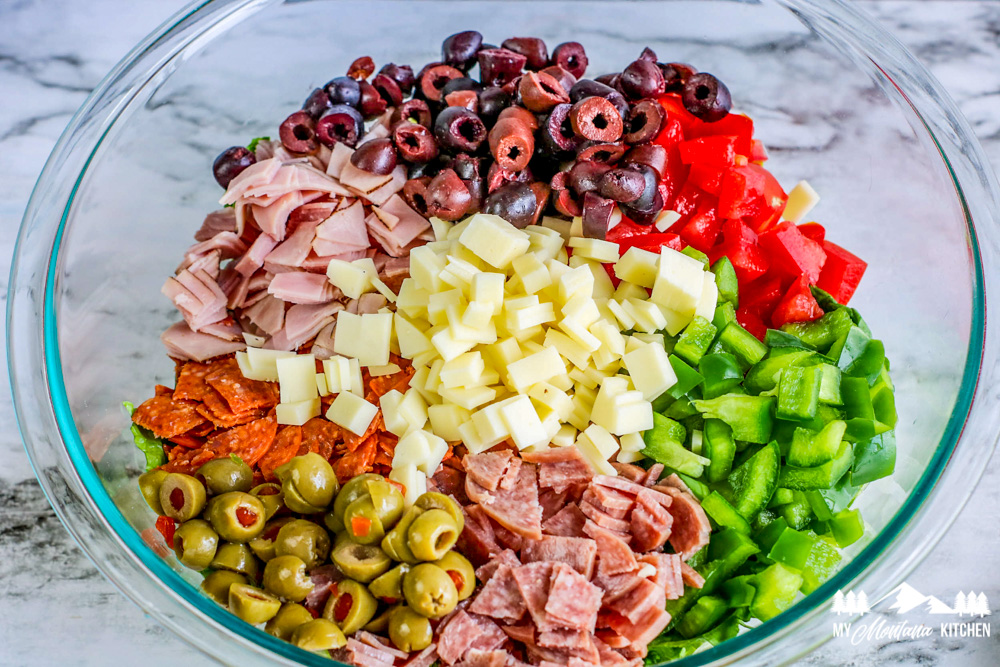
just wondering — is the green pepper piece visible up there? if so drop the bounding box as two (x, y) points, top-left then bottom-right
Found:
(711, 257), (739, 306)
(703, 419), (736, 483)
(651, 392), (674, 413)
(749, 562), (803, 621)
(645, 413), (687, 446)
(804, 490), (835, 521)
(764, 329), (814, 351)
(851, 431), (896, 485)
(778, 491), (813, 530)
(817, 475), (861, 515)
(701, 492), (751, 534)
(717, 321), (768, 367)
(753, 516), (789, 557)
(767, 527), (816, 570)
(674, 317), (717, 366)
(833, 327), (885, 385)
(725, 441), (780, 520)
(781, 308), (854, 352)
(713, 301), (737, 332)
(770, 488), (794, 507)
(843, 418), (891, 443)
(776, 366), (822, 422)
(664, 395), (699, 420)
(675, 473), (710, 500)
(840, 377), (874, 420)
(676, 595), (729, 638)
(787, 420), (846, 468)
(692, 395), (775, 444)
(829, 509), (865, 548)
(744, 349), (817, 394)
(816, 364), (843, 405)
(698, 353), (743, 400)
(667, 355), (705, 399)
(720, 576), (757, 608)
(870, 377), (897, 428)
(642, 414), (708, 477)
(681, 245), (710, 266)
(779, 441), (854, 490)
(800, 535), (843, 594)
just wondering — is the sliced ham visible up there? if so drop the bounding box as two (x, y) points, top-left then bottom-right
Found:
(199, 316), (243, 342)
(178, 231), (247, 272)
(403, 645), (438, 667)
(280, 301), (343, 349)
(544, 563), (603, 632)
(194, 209), (237, 241)
(314, 199), (370, 247)
(290, 200), (339, 225)
(521, 535), (597, 579)
(464, 450), (515, 492)
(326, 142), (354, 179)
(242, 162), (351, 202)
(365, 195), (431, 257)
(264, 220), (322, 269)
(187, 248), (222, 282)
(584, 521), (638, 576)
(468, 564), (526, 622)
(542, 503), (588, 538)
(252, 190), (322, 241)
(339, 161), (395, 196)
(358, 292), (387, 314)
(161, 321), (247, 362)
(162, 268), (228, 332)
(243, 294), (285, 336)
(359, 164), (407, 206)
(465, 460), (543, 540)
(267, 271), (335, 304)
(219, 157), (282, 205)
(355, 631), (408, 660)
(339, 638), (396, 667)
(235, 232), (280, 276)
(311, 320), (337, 359)
(659, 485), (711, 560)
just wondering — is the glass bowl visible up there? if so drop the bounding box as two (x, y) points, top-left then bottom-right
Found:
(9, 0), (1000, 665)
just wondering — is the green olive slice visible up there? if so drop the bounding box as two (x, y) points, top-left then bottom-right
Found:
(265, 602), (314, 641)
(201, 570), (248, 606)
(159, 473), (207, 522)
(323, 579), (378, 634)
(138, 470), (169, 515)
(388, 606), (434, 652)
(229, 584), (281, 624)
(406, 509), (459, 561)
(332, 542), (392, 583)
(274, 519), (331, 569)
(172, 519), (218, 570)
(291, 618), (347, 652)
(262, 555), (315, 602)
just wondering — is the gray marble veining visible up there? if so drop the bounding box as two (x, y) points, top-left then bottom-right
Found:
(2, 0), (1000, 665)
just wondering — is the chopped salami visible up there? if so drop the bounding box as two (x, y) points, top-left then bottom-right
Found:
(493, 520), (526, 551)
(343, 638), (397, 667)
(437, 611), (505, 665)
(537, 629), (601, 664)
(579, 501), (632, 533)
(591, 475), (644, 497)
(475, 548), (521, 584)
(204, 357), (279, 413)
(659, 486), (711, 560)
(521, 535), (598, 579)
(681, 561), (706, 589)
(591, 570), (645, 605)
(606, 606), (671, 648)
(606, 579), (666, 625)
(584, 521), (638, 576)
(465, 461), (543, 540)
(464, 450), (515, 491)
(455, 650), (507, 667)
(656, 473), (692, 494)
(458, 504), (502, 566)
(642, 463), (665, 487)
(542, 503), (588, 538)
(593, 636), (630, 665)
(403, 645), (439, 667)
(639, 553), (684, 600)
(303, 564), (341, 615)
(132, 393), (206, 439)
(511, 561), (559, 632)
(356, 631), (409, 660)
(257, 424), (302, 481)
(468, 564), (527, 622)
(544, 563), (603, 632)
(502, 624), (536, 645)
(538, 489), (571, 523)
(581, 484), (633, 518)
(524, 446), (594, 492)
(630, 490), (674, 553)
(499, 455), (522, 490)
(610, 462), (646, 482)
(172, 360), (218, 401)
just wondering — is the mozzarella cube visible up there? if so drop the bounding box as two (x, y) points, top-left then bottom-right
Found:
(396, 280), (430, 319)
(558, 265), (595, 304)
(394, 429), (449, 475)
(606, 397), (654, 435)
(559, 316), (601, 352)
(380, 390), (407, 436)
(389, 464), (427, 506)
(409, 245), (447, 292)
(235, 351), (255, 379)
(438, 384), (497, 411)
(429, 216), (452, 241)
(394, 313), (433, 359)
(695, 272), (719, 323)
(623, 342), (678, 401)
(528, 382), (574, 421)
(527, 226), (566, 263)
(615, 247), (660, 288)
(590, 376), (630, 433)
(575, 431), (617, 476)
(651, 248), (705, 316)
(439, 352), (485, 389)
(658, 304), (692, 336)
(348, 358), (363, 396)
(242, 332), (266, 348)
(427, 289), (464, 326)
(562, 296), (601, 328)
(316, 372), (330, 397)
(276, 355), (319, 404)
(471, 272), (505, 313)
(782, 180), (820, 223)
(430, 327), (476, 362)
(619, 432), (646, 454)
(471, 401), (512, 448)
(507, 347), (566, 392)
(512, 253), (552, 294)
(625, 297), (668, 334)
(369, 363), (402, 377)
(584, 423), (620, 458)
(614, 280), (648, 303)
(552, 424), (578, 448)
(543, 329), (592, 369)
(427, 403), (471, 442)
(590, 320), (626, 358)
(499, 395), (549, 450)
(462, 301), (494, 330)
(584, 259), (617, 299)
(458, 213), (531, 269)
(606, 299), (636, 330)
(485, 337), (522, 370)
(568, 237), (620, 263)
(441, 255), (480, 293)
(333, 312), (391, 366)
(458, 421), (491, 455)
(569, 216), (584, 238)
(326, 391), (378, 436)
(326, 259), (372, 299)
(244, 348), (297, 382)
(616, 450), (645, 463)
(654, 209), (681, 232)
(275, 398), (321, 426)
(322, 357), (352, 393)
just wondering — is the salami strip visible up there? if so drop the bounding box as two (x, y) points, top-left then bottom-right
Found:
(511, 561), (559, 632)
(521, 535), (598, 579)
(468, 564), (527, 622)
(465, 462), (543, 540)
(659, 486), (711, 560)
(542, 503), (588, 538)
(464, 450), (515, 492)
(584, 520), (638, 576)
(543, 563), (603, 632)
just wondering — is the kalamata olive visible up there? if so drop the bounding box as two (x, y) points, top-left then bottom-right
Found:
(441, 77), (482, 98)
(569, 80), (629, 119)
(624, 99), (664, 144)
(554, 186), (581, 217)
(623, 143), (668, 179)
(407, 158), (446, 180)
(598, 167), (645, 203)
(619, 59), (666, 100)
(519, 71), (569, 113)
(639, 47), (658, 62)
(392, 122), (438, 164)
(402, 177), (432, 216)
(420, 64), (464, 103)
(372, 73), (403, 107)
(594, 72), (620, 88)
(551, 41), (588, 79)
(539, 65), (577, 96)
(486, 161), (533, 194)
(324, 76), (361, 108)
(392, 99), (432, 128)
(568, 160), (611, 195)
(582, 191), (616, 239)
(358, 80), (387, 118)
(464, 177), (486, 213)
(483, 181), (538, 228)
(539, 103), (578, 157)
(569, 97), (624, 143)
(434, 106), (487, 153)
(426, 169), (473, 221)
(452, 154), (486, 181)
(497, 106), (539, 132)
(316, 105), (364, 148)
(660, 62), (697, 93)
(576, 141), (626, 164)
(625, 164), (660, 211)
(442, 30), (483, 71)
(478, 48), (527, 87)
(682, 72), (731, 122)
(213, 146), (256, 189)
(351, 138), (397, 175)
(488, 117), (534, 172)
(624, 190), (664, 224)
(279, 111), (319, 154)
(477, 87), (512, 127)
(302, 87), (333, 119)
(379, 63), (416, 94)
(348, 56), (375, 81)
(501, 37), (549, 70)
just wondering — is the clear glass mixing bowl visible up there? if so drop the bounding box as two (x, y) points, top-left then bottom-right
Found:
(9, 0), (1000, 665)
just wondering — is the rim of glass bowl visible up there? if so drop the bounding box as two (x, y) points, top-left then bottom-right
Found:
(9, 0), (1000, 665)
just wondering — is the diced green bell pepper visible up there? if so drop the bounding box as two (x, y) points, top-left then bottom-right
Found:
(778, 491), (814, 529)
(676, 595), (729, 638)
(711, 257), (739, 306)
(804, 490), (835, 521)
(870, 376), (897, 428)
(750, 563), (803, 621)
(703, 419), (736, 483)
(744, 349), (816, 394)
(702, 491), (752, 534)
(787, 420), (847, 468)
(817, 474), (861, 515)
(829, 508), (865, 548)
(851, 431), (896, 485)
(753, 516), (789, 555)
(720, 576), (757, 608)
(651, 391), (674, 413)
(777, 365), (822, 421)
(699, 352), (744, 399)
(713, 300), (737, 332)
(675, 316), (718, 366)
(668, 355), (705, 399)
(840, 376), (874, 419)
(717, 321), (768, 366)
(800, 535), (842, 594)
(779, 440), (854, 490)
(817, 364), (843, 405)
(767, 527), (816, 570)
(781, 307), (854, 352)
(643, 413), (708, 477)
(726, 441), (780, 520)
(693, 395), (775, 444)
(843, 418), (891, 443)
(677, 472), (710, 499)
(765, 329), (814, 351)
(770, 488), (794, 506)
(832, 326), (885, 385)
(664, 396), (699, 420)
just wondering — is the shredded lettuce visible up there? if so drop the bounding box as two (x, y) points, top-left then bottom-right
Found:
(246, 136), (270, 152)
(123, 401), (166, 472)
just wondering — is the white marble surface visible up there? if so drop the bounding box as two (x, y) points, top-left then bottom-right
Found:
(3, 0), (1000, 665)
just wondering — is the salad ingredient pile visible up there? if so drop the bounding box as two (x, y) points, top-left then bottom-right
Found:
(129, 27), (895, 666)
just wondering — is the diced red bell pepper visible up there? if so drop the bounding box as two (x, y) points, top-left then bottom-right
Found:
(656, 93), (702, 137)
(661, 142), (690, 209)
(751, 164), (789, 231)
(686, 162), (727, 195)
(736, 306), (768, 341)
(655, 113), (686, 149)
(758, 221), (827, 283)
(617, 232), (684, 255)
(771, 275), (824, 328)
(678, 135), (737, 166)
(155, 516), (176, 546)
(714, 218), (770, 284)
(670, 180), (715, 230)
(688, 112), (755, 156)
(741, 275), (791, 321)
(816, 241), (867, 305)
(607, 217), (655, 243)
(750, 139), (769, 163)
(718, 165), (767, 220)
(602, 262), (621, 289)
(797, 222), (826, 244)
(679, 202), (724, 253)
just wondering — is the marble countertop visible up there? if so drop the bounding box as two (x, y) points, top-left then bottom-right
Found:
(3, 0), (1000, 665)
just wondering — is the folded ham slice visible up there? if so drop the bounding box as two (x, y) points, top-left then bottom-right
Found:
(267, 271), (335, 304)
(252, 190), (322, 241)
(194, 209), (237, 241)
(315, 199), (369, 248)
(243, 294), (285, 336)
(177, 231), (247, 273)
(235, 232), (280, 277)
(162, 268), (228, 332)
(219, 157), (282, 205)
(161, 321), (246, 362)
(264, 220), (322, 270)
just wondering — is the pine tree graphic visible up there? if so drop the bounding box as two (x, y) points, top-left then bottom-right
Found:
(975, 592), (990, 617)
(856, 591), (870, 616)
(845, 591), (857, 614)
(833, 591), (847, 614)
(954, 592), (968, 616)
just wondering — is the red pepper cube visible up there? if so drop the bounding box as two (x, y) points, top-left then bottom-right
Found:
(741, 274), (792, 321)
(736, 306), (768, 341)
(771, 276), (824, 328)
(759, 221), (828, 283)
(748, 164), (788, 231)
(717, 218), (770, 285)
(718, 165), (767, 220)
(656, 93), (702, 137)
(678, 135), (738, 166)
(679, 202), (724, 253)
(618, 232), (684, 255)
(671, 180), (716, 230)
(797, 222), (826, 244)
(687, 163), (727, 195)
(750, 139), (769, 163)
(688, 112), (755, 156)
(155, 515), (177, 545)
(816, 240), (867, 305)
(607, 216), (655, 244)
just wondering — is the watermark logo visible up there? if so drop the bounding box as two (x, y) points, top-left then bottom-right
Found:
(830, 583), (991, 644)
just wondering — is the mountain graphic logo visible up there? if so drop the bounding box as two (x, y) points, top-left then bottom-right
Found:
(832, 583), (991, 617)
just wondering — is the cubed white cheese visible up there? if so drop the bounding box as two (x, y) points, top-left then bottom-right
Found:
(650, 247), (706, 316)
(394, 313), (433, 359)
(575, 430), (617, 476)
(507, 347), (566, 392)
(396, 280), (430, 319)
(623, 342), (678, 401)
(275, 398), (321, 426)
(242, 332), (267, 348)
(557, 265), (595, 304)
(333, 311), (392, 367)
(439, 351), (486, 389)
(461, 301), (494, 330)
(526, 226), (566, 263)
(527, 382), (574, 421)
(551, 424), (578, 448)
(409, 245), (447, 292)
(614, 247), (660, 288)
(368, 363), (402, 377)
(392, 429), (432, 467)
(429, 216), (452, 241)
(606, 299), (636, 330)
(568, 237), (620, 263)
(389, 464), (427, 506)
(782, 180), (820, 223)
(694, 272), (719, 323)
(512, 253), (552, 294)
(430, 327), (476, 362)
(619, 432), (646, 453)
(543, 329), (592, 369)
(438, 384), (497, 411)
(457, 421), (490, 455)
(348, 358), (363, 396)
(471, 401), (512, 449)
(323, 356), (352, 394)
(541, 216), (573, 241)
(380, 390), (407, 436)
(654, 209), (681, 232)
(499, 395), (549, 450)
(276, 355), (319, 404)
(325, 391), (378, 436)
(427, 403), (471, 442)
(326, 259), (373, 299)
(590, 376), (630, 433)
(316, 372), (330, 397)
(244, 348), (297, 382)
(471, 272), (505, 313)
(458, 213), (531, 269)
